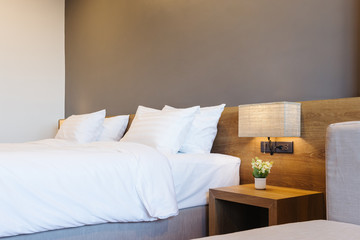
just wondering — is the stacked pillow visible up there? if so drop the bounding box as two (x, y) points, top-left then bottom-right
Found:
(55, 110), (106, 143)
(163, 104), (225, 153)
(55, 110), (129, 143)
(121, 104), (225, 154)
(98, 115), (129, 141)
(121, 106), (200, 154)
(55, 104), (225, 153)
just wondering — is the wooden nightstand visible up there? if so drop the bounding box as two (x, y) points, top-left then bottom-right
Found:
(209, 184), (325, 236)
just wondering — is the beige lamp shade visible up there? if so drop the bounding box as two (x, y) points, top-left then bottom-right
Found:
(238, 102), (301, 137)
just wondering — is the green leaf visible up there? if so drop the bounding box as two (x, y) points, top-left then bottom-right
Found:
(253, 168), (269, 178)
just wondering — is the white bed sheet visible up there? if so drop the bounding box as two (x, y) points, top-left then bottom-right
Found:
(166, 153), (240, 209)
(193, 220), (360, 240)
(0, 139), (178, 237)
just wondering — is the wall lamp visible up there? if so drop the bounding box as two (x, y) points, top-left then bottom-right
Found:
(238, 102), (301, 155)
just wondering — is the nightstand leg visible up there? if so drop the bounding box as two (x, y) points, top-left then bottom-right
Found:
(209, 191), (218, 236)
(268, 204), (278, 226)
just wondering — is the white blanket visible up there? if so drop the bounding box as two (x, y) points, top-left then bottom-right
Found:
(0, 139), (178, 237)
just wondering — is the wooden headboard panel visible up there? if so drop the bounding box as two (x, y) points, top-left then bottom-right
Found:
(59, 97), (360, 192)
(212, 97), (360, 193)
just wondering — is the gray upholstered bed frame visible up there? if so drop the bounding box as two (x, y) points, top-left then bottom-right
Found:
(3, 206), (208, 240)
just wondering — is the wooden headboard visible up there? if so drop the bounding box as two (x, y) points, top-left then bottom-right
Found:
(59, 97), (360, 192)
(213, 97), (360, 193)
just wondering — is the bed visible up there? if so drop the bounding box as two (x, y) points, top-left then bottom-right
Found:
(193, 121), (360, 240)
(5, 97), (359, 240)
(0, 105), (241, 240)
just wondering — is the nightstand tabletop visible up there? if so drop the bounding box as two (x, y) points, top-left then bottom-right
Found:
(211, 184), (322, 201)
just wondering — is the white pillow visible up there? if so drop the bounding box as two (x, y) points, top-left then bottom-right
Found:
(121, 105), (199, 154)
(55, 110), (106, 143)
(98, 115), (129, 141)
(134, 105), (160, 114)
(163, 104), (226, 153)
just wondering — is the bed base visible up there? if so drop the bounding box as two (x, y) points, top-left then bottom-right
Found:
(3, 205), (208, 240)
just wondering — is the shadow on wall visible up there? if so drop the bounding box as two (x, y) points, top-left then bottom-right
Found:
(65, 0), (360, 116)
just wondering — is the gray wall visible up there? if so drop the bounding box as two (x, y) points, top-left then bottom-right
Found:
(65, 0), (359, 116)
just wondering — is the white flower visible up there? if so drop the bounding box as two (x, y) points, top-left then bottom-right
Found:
(251, 157), (274, 177)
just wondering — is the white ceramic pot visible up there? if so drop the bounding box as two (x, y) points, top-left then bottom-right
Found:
(254, 178), (266, 190)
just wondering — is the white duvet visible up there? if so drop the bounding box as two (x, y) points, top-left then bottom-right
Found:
(0, 139), (178, 237)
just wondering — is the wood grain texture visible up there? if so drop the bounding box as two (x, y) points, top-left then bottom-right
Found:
(209, 184), (324, 235)
(212, 97), (360, 193)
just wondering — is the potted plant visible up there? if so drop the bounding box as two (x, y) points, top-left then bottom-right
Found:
(251, 157), (273, 190)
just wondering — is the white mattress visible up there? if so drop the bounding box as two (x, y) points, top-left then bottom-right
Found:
(166, 153), (241, 209)
(193, 220), (360, 240)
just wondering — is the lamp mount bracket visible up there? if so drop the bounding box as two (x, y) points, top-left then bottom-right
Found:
(260, 138), (294, 155)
